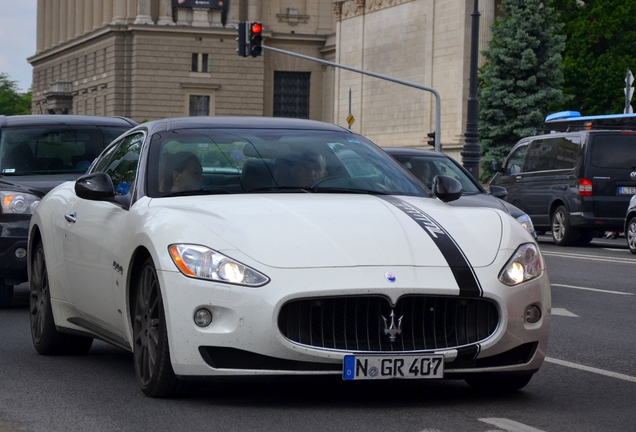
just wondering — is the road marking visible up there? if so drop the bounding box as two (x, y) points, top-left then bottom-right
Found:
(551, 283), (634, 296)
(545, 357), (636, 383)
(478, 418), (545, 432)
(542, 250), (635, 264)
(551, 308), (579, 317)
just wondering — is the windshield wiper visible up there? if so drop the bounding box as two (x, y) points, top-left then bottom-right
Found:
(162, 188), (233, 197)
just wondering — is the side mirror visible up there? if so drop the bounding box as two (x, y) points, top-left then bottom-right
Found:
(489, 185), (508, 199)
(491, 161), (504, 173)
(432, 175), (462, 203)
(75, 172), (115, 201)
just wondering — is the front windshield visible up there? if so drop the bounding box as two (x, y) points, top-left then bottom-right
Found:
(0, 126), (129, 175)
(146, 128), (428, 198)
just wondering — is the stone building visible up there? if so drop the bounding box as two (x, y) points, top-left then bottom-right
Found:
(29, 0), (499, 158)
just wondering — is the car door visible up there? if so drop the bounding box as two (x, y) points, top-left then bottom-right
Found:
(61, 132), (144, 336)
(491, 141), (529, 211)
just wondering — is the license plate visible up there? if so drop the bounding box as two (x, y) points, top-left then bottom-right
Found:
(343, 354), (444, 380)
(618, 186), (636, 195)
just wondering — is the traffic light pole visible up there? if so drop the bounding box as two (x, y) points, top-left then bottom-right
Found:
(261, 45), (442, 152)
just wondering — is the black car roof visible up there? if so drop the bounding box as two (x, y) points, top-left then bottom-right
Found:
(141, 116), (353, 134)
(0, 115), (137, 128)
(383, 147), (446, 157)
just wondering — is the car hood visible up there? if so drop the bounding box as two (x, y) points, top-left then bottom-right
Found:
(0, 173), (80, 197)
(149, 194), (503, 269)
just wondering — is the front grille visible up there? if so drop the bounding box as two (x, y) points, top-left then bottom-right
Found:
(278, 295), (499, 352)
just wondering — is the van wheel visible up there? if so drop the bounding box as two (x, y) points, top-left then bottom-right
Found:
(627, 216), (636, 255)
(551, 206), (579, 246)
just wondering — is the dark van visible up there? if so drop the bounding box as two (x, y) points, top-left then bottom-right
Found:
(0, 115), (137, 307)
(490, 130), (636, 246)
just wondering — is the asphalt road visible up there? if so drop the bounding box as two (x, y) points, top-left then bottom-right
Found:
(0, 234), (634, 432)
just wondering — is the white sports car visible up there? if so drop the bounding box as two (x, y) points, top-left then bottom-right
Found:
(28, 117), (550, 397)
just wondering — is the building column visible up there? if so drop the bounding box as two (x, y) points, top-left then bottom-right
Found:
(36, 0), (45, 53)
(93, 0), (103, 29)
(225, 1), (239, 28)
(67, 0), (76, 41)
(478, 0), (495, 68)
(157, 0), (175, 25)
(84, 0), (93, 34)
(112, 0), (127, 24)
(134, 0), (154, 24)
(51, 0), (60, 47)
(59, 0), (68, 43)
(75, 0), (84, 37)
(103, 0), (114, 26)
(247, 0), (262, 22)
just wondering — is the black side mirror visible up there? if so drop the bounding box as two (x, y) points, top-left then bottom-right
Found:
(489, 185), (508, 199)
(491, 161), (504, 173)
(75, 172), (115, 201)
(432, 175), (462, 203)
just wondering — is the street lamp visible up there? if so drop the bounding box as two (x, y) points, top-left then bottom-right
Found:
(461, 0), (481, 179)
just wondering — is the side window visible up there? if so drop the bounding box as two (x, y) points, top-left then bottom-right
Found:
(526, 137), (579, 172)
(504, 144), (528, 175)
(94, 133), (144, 196)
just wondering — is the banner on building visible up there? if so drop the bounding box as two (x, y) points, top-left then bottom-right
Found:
(172, 0), (228, 9)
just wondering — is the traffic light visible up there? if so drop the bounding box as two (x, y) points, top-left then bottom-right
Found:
(248, 22), (263, 57)
(236, 22), (247, 57)
(427, 131), (436, 146)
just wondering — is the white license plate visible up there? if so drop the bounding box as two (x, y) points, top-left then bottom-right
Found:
(343, 354), (444, 380)
(618, 187), (636, 195)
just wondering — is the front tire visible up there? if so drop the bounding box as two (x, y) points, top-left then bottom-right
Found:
(133, 257), (183, 398)
(465, 373), (534, 393)
(30, 241), (93, 355)
(0, 281), (14, 308)
(627, 216), (636, 255)
(551, 205), (579, 246)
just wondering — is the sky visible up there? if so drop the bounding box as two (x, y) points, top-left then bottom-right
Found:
(0, 0), (37, 93)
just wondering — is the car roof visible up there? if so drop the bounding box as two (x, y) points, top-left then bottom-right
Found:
(0, 115), (138, 128)
(141, 116), (353, 134)
(383, 147), (447, 158)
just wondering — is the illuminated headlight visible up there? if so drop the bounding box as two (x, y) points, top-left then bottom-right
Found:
(168, 244), (270, 287)
(515, 214), (536, 238)
(0, 191), (40, 214)
(499, 243), (542, 286)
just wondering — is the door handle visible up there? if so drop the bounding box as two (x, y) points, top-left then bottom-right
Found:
(64, 213), (77, 223)
(515, 176), (522, 181)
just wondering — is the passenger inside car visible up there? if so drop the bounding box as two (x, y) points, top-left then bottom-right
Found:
(409, 158), (434, 187)
(160, 151), (203, 193)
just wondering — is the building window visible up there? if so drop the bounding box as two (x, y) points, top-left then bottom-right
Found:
(273, 72), (310, 119)
(189, 95), (210, 116)
(191, 53), (209, 73)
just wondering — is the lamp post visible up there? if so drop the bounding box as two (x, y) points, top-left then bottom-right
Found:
(461, 0), (481, 179)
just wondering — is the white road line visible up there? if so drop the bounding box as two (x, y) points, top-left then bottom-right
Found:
(551, 283), (634, 295)
(542, 251), (635, 264)
(545, 357), (636, 383)
(551, 308), (579, 317)
(478, 418), (545, 432)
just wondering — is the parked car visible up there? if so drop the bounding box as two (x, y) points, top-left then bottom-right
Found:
(490, 130), (636, 246)
(384, 147), (536, 238)
(624, 194), (636, 254)
(0, 115), (137, 308)
(29, 116), (549, 397)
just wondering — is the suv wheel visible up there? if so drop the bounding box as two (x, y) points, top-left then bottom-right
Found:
(627, 216), (636, 255)
(552, 205), (579, 246)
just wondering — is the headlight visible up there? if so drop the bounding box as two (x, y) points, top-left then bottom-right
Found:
(515, 214), (536, 238)
(168, 244), (270, 287)
(0, 191), (41, 214)
(499, 243), (542, 286)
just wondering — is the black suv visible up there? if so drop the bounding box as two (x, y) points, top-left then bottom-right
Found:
(490, 130), (636, 246)
(0, 115), (136, 307)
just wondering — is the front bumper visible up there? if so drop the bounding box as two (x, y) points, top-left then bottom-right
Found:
(156, 265), (551, 379)
(0, 215), (30, 283)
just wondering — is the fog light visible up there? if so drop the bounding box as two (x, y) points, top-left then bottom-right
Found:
(525, 305), (542, 324)
(194, 308), (213, 327)
(15, 248), (27, 259)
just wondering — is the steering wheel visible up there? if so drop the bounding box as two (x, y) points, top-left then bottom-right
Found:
(310, 175), (348, 188)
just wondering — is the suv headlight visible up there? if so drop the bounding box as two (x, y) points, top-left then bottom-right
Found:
(169, 244), (270, 287)
(0, 191), (41, 214)
(516, 214), (536, 238)
(499, 243), (542, 286)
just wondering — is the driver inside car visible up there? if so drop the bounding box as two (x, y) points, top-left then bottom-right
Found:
(289, 151), (328, 187)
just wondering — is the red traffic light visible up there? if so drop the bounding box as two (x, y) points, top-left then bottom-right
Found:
(251, 23), (262, 34)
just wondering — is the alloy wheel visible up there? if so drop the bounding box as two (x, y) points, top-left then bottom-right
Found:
(134, 263), (160, 387)
(30, 246), (48, 343)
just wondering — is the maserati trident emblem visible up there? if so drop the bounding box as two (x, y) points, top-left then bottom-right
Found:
(382, 310), (403, 342)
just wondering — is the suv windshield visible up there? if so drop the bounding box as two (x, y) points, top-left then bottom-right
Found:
(0, 126), (129, 175)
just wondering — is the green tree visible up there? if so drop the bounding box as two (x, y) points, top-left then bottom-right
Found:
(553, 0), (636, 115)
(0, 73), (31, 116)
(478, 0), (569, 182)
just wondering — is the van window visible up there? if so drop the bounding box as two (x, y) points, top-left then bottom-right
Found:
(525, 137), (579, 172)
(590, 133), (636, 168)
(504, 144), (528, 175)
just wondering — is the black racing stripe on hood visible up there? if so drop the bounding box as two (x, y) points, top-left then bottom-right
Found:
(378, 196), (483, 297)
